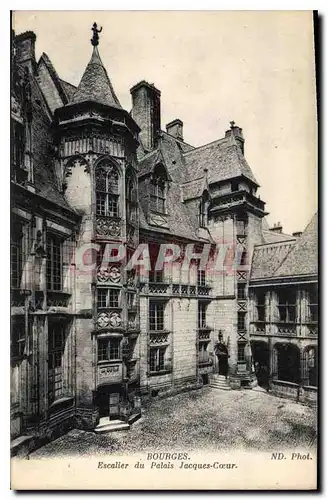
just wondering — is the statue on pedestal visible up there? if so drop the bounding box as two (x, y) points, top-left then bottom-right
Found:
(214, 331), (229, 378)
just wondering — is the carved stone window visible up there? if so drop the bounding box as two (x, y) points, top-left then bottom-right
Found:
(256, 290), (266, 322)
(308, 286), (318, 322)
(97, 288), (120, 309)
(198, 302), (207, 329)
(149, 165), (167, 214)
(277, 287), (296, 323)
(48, 322), (67, 404)
(46, 234), (63, 292)
(97, 337), (121, 362)
(95, 161), (120, 217)
(149, 346), (167, 372)
(11, 319), (25, 359)
(197, 270), (206, 287)
(149, 301), (165, 331)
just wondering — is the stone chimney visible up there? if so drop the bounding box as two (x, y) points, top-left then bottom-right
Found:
(14, 31), (36, 73)
(166, 119), (183, 141)
(292, 231), (302, 238)
(130, 81), (161, 152)
(225, 121), (245, 155)
(269, 222), (283, 234)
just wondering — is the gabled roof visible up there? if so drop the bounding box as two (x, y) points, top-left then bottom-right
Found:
(274, 213), (318, 277)
(138, 149), (163, 178)
(250, 213), (317, 280)
(183, 138), (259, 186)
(37, 52), (70, 105)
(250, 241), (296, 280)
(70, 47), (122, 109)
(60, 79), (77, 100)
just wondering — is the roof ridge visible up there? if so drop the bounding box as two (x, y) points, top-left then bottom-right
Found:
(183, 136), (228, 156)
(161, 130), (195, 149)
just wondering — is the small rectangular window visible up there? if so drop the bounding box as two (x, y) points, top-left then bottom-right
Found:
(11, 223), (24, 289)
(308, 287), (318, 322)
(237, 312), (246, 330)
(197, 270), (206, 287)
(237, 342), (246, 362)
(198, 302), (207, 328)
(48, 323), (66, 403)
(97, 338), (121, 361)
(150, 347), (166, 372)
(97, 289), (120, 309)
(47, 235), (63, 292)
(277, 288), (296, 323)
(109, 338), (120, 360)
(149, 302), (165, 331)
(97, 338), (108, 361)
(237, 283), (246, 300)
(256, 290), (266, 322)
(11, 320), (25, 358)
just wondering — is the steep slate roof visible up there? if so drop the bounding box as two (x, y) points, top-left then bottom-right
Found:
(137, 132), (210, 241)
(14, 52), (76, 213)
(183, 137), (259, 186)
(250, 241), (296, 280)
(60, 79), (77, 100)
(250, 213), (317, 280)
(70, 47), (122, 109)
(274, 213), (318, 277)
(37, 53), (70, 105)
(262, 229), (296, 244)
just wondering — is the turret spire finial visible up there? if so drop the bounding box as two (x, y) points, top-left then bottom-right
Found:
(91, 22), (102, 47)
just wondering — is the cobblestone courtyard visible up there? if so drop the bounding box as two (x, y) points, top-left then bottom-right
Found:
(30, 387), (317, 458)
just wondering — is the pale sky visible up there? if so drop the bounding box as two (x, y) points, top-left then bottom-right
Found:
(13, 11), (317, 235)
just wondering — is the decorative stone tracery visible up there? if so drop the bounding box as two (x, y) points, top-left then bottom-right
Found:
(96, 311), (122, 328)
(96, 217), (121, 237)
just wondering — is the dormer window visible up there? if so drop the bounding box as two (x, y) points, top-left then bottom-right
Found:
(149, 165), (167, 214)
(95, 160), (120, 217)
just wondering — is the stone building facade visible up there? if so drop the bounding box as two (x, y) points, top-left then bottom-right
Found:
(249, 214), (318, 404)
(11, 26), (317, 453)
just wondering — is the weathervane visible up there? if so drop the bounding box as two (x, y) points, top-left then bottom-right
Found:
(91, 22), (102, 46)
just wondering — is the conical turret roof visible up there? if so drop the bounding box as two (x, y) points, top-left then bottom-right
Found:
(70, 46), (122, 109)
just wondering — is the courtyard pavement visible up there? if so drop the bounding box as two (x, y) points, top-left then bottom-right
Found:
(29, 387), (317, 458)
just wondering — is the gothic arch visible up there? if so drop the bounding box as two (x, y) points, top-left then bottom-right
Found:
(94, 155), (123, 176)
(64, 155), (90, 179)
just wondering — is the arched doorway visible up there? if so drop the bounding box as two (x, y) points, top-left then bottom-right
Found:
(251, 340), (270, 388)
(273, 343), (300, 384)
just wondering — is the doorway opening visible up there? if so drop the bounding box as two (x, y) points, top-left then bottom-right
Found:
(95, 384), (124, 420)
